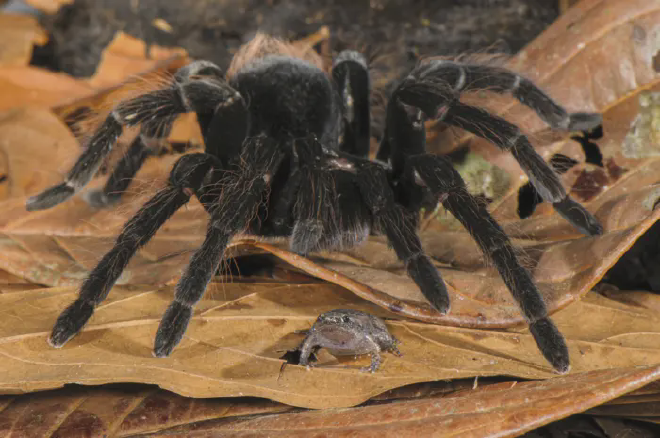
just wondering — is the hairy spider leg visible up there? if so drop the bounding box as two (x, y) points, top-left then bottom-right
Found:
(356, 159), (451, 314)
(332, 50), (371, 158)
(84, 117), (174, 208)
(411, 153), (570, 373)
(380, 80), (570, 373)
(409, 60), (602, 133)
(49, 153), (218, 348)
(385, 60), (603, 236)
(25, 60), (230, 211)
(155, 136), (284, 357)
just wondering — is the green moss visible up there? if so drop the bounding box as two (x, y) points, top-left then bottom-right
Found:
(623, 91), (660, 158)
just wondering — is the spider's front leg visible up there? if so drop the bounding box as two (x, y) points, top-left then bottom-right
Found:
(49, 153), (218, 348)
(410, 154), (569, 372)
(154, 135), (284, 357)
(26, 60), (232, 211)
(376, 95), (570, 372)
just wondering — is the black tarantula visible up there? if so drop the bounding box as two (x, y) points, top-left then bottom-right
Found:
(27, 34), (603, 373)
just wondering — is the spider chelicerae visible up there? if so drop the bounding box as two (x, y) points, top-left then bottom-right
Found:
(27, 34), (603, 373)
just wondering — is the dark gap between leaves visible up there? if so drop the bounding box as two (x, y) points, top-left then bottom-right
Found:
(601, 220), (660, 293)
(571, 124), (604, 167)
(517, 123), (604, 219)
(517, 153), (579, 219)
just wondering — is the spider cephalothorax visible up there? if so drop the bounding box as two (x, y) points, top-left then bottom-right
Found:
(27, 33), (603, 373)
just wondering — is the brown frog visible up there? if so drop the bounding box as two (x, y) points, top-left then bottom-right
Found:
(298, 309), (402, 373)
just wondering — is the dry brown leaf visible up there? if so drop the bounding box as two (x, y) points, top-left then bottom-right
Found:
(430, 0), (659, 156)
(0, 279), (658, 409)
(0, 25), (191, 113)
(86, 31), (189, 90)
(0, 67), (94, 112)
(23, 0), (72, 13)
(136, 367), (660, 437)
(0, 108), (80, 201)
(0, 268), (35, 289)
(0, 385), (291, 437)
(588, 397), (660, 424)
(600, 288), (660, 312)
(0, 13), (47, 67)
(0, 367), (657, 437)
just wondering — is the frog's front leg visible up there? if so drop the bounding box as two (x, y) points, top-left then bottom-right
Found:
(389, 336), (403, 357)
(298, 333), (319, 369)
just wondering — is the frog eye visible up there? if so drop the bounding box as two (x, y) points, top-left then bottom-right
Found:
(341, 315), (351, 324)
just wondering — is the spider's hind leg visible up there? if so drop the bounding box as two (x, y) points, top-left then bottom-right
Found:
(26, 60), (234, 211)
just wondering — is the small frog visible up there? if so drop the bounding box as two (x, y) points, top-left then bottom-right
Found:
(298, 309), (402, 373)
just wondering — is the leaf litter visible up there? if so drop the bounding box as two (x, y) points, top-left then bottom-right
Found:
(0, 0), (658, 435)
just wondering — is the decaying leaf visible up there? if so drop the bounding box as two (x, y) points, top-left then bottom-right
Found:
(427, 0), (660, 208)
(474, 0), (659, 219)
(600, 287), (660, 313)
(0, 385), (292, 437)
(588, 380), (660, 425)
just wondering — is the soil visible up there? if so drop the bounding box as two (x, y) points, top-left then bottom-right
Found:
(34, 0), (559, 77)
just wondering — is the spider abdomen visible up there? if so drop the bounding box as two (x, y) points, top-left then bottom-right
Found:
(231, 56), (339, 143)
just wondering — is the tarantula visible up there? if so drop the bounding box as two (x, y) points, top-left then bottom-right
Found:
(27, 34), (602, 373)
